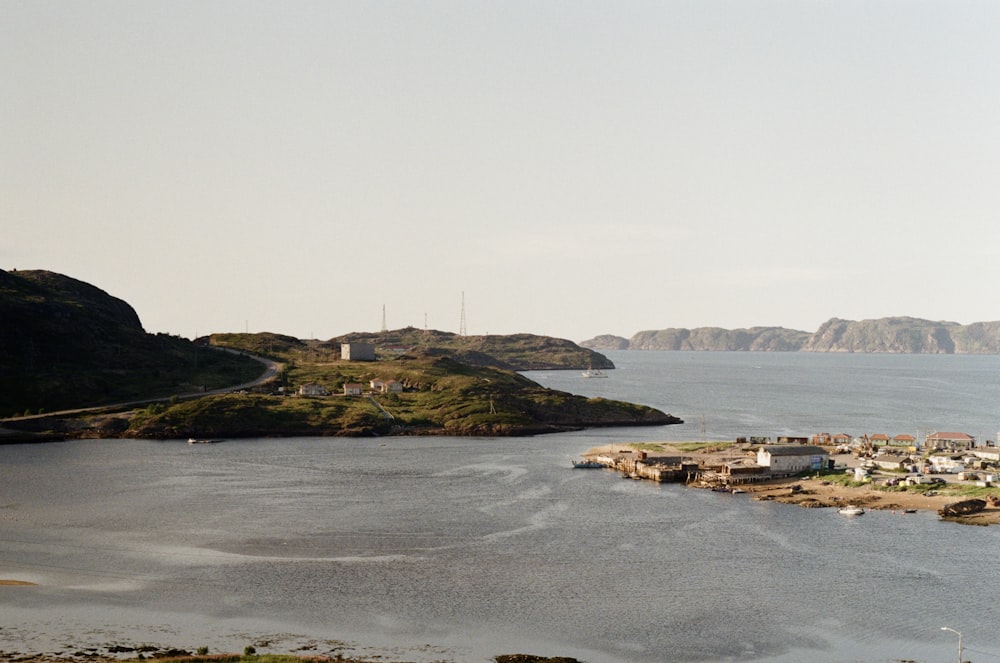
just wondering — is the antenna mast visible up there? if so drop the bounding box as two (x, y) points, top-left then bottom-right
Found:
(459, 291), (467, 336)
(381, 304), (387, 332)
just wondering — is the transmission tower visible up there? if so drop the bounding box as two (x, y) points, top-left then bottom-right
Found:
(381, 304), (387, 332)
(459, 291), (467, 336)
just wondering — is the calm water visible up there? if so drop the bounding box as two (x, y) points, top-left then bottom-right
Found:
(2, 351), (1000, 663)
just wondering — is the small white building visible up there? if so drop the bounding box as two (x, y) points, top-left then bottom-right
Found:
(343, 383), (364, 396)
(756, 445), (829, 475)
(370, 378), (403, 393)
(297, 383), (328, 397)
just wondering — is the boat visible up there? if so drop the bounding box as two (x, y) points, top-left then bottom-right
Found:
(939, 498), (987, 518)
(582, 358), (609, 378)
(188, 438), (222, 445)
(838, 505), (865, 516)
(572, 459), (603, 469)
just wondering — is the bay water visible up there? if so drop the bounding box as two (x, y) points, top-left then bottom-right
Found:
(2, 351), (1000, 662)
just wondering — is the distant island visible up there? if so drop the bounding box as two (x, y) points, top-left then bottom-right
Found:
(0, 268), (680, 440)
(582, 317), (1000, 353)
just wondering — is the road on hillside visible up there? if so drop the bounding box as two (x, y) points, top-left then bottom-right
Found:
(0, 348), (283, 423)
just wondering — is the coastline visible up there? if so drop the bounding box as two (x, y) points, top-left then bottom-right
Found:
(581, 443), (1000, 526)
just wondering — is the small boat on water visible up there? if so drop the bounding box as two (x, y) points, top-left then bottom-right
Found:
(582, 368), (608, 378)
(838, 505), (865, 516)
(572, 459), (603, 469)
(188, 438), (222, 445)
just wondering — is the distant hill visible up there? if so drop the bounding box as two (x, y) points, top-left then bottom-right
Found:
(0, 269), (262, 417)
(331, 327), (614, 371)
(582, 317), (1000, 354)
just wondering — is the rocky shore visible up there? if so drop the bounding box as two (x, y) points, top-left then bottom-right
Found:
(0, 651), (579, 663)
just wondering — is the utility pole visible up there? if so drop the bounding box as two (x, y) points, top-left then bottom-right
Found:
(459, 291), (467, 336)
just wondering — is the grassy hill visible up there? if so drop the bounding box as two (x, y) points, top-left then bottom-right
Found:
(209, 327), (614, 371)
(125, 350), (675, 438)
(119, 331), (674, 438)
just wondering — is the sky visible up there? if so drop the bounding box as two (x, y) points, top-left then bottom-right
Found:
(4, 1), (1000, 342)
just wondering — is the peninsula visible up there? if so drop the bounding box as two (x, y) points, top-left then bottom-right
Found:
(0, 269), (680, 440)
(582, 441), (1000, 526)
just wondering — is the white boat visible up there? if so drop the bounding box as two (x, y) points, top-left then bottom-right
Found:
(582, 369), (608, 378)
(838, 505), (865, 516)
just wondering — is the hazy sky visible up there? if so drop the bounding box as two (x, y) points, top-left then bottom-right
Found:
(4, 2), (1000, 342)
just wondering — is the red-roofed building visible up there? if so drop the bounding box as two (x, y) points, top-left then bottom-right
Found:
(925, 431), (976, 449)
(891, 434), (916, 447)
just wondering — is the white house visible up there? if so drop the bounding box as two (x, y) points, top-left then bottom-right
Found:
(343, 383), (364, 396)
(297, 383), (328, 397)
(756, 445), (829, 475)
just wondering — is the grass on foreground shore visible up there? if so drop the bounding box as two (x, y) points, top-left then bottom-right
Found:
(129, 653), (575, 663)
(819, 470), (1000, 500)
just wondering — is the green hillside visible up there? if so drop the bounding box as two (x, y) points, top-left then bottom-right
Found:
(126, 350), (674, 438)
(0, 269), (262, 417)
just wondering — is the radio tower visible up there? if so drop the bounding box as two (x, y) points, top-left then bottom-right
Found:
(459, 291), (467, 336)
(381, 304), (387, 332)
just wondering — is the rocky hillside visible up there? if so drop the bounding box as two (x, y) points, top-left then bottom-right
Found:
(0, 269), (262, 417)
(627, 327), (809, 351)
(583, 317), (1000, 354)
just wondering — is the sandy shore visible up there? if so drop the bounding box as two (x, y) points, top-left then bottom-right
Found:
(581, 443), (1000, 526)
